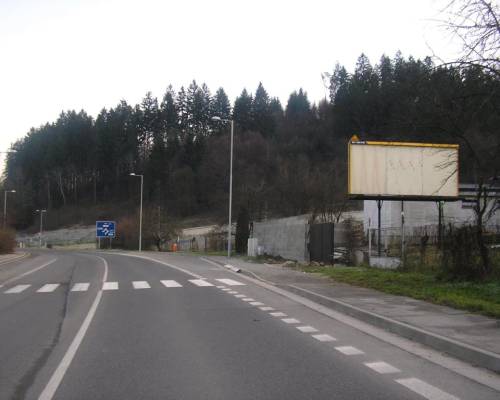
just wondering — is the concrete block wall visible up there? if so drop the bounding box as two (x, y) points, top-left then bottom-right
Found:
(253, 215), (309, 262)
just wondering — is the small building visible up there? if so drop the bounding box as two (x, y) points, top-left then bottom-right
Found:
(364, 184), (500, 242)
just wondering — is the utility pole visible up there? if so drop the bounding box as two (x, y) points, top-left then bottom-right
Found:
(129, 173), (144, 251)
(36, 209), (47, 247)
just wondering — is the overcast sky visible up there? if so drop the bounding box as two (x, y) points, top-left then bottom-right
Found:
(1, 0), (461, 156)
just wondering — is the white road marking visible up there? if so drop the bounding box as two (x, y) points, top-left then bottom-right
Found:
(312, 334), (336, 342)
(216, 285), (226, 289)
(282, 318), (300, 324)
(37, 284), (60, 293)
(161, 280), (182, 288)
(1, 258), (57, 287)
(364, 361), (401, 374)
(234, 294), (246, 298)
(259, 306), (274, 311)
(189, 279), (214, 287)
(396, 378), (460, 400)
(4, 284), (31, 294)
(222, 288), (232, 291)
(296, 326), (318, 333)
(249, 302), (265, 306)
(228, 291), (238, 294)
(335, 346), (364, 355)
(103, 281), (118, 290)
(38, 255), (109, 400)
(132, 281), (150, 289)
(270, 312), (287, 317)
(242, 298), (255, 302)
(71, 283), (89, 292)
(216, 278), (245, 286)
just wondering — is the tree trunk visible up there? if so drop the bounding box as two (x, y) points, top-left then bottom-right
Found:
(57, 172), (66, 206)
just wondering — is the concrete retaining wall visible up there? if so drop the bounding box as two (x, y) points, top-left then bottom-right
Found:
(253, 215), (309, 262)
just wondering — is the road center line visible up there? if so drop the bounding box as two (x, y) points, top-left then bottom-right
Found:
(38, 255), (109, 400)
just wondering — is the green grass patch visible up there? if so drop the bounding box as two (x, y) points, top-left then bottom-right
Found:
(303, 265), (500, 319)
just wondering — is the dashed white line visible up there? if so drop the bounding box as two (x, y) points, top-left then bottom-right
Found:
(234, 294), (246, 298)
(296, 326), (318, 333)
(216, 278), (245, 286)
(216, 285), (226, 289)
(282, 318), (300, 324)
(222, 288), (232, 291)
(71, 283), (89, 292)
(242, 298), (255, 302)
(228, 291), (238, 294)
(249, 302), (265, 306)
(189, 279), (214, 287)
(103, 282), (118, 290)
(335, 346), (364, 355)
(312, 334), (336, 342)
(259, 306), (274, 311)
(132, 281), (150, 289)
(396, 378), (460, 400)
(270, 312), (287, 317)
(4, 284), (31, 294)
(364, 361), (401, 374)
(37, 284), (60, 293)
(161, 280), (182, 288)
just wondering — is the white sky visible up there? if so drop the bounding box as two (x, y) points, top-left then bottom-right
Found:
(0, 0), (461, 156)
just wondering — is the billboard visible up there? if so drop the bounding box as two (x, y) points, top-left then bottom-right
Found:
(348, 138), (459, 200)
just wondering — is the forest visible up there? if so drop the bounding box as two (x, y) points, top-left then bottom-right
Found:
(3, 52), (499, 231)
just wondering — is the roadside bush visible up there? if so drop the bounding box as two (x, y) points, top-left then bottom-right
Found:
(0, 229), (16, 254)
(441, 225), (482, 281)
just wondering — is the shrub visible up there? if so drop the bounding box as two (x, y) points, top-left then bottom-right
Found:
(0, 229), (16, 254)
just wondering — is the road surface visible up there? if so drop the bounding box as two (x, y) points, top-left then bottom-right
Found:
(0, 250), (498, 399)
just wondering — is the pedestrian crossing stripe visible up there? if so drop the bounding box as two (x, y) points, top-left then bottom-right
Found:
(2, 279), (246, 294)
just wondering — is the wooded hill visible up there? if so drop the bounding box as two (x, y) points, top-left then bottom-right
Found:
(4, 52), (499, 230)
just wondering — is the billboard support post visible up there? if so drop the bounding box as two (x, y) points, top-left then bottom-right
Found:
(377, 200), (382, 256)
(401, 201), (405, 265)
(437, 201), (443, 249)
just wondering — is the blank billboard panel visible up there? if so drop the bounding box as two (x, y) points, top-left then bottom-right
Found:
(348, 140), (459, 200)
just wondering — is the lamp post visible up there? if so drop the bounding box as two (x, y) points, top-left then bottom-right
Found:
(3, 190), (16, 229)
(35, 209), (47, 247)
(129, 173), (143, 251)
(212, 116), (234, 258)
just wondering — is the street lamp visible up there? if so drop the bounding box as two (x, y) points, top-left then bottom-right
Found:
(3, 190), (16, 229)
(35, 209), (47, 248)
(129, 173), (143, 251)
(212, 116), (234, 258)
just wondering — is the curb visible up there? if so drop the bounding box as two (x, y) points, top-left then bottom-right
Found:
(217, 258), (500, 374)
(0, 252), (30, 266)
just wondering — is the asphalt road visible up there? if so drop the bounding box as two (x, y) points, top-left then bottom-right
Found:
(0, 250), (498, 400)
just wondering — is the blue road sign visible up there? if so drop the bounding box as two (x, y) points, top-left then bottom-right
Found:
(96, 221), (116, 238)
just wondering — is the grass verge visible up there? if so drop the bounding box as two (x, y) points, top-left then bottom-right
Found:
(303, 265), (500, 319)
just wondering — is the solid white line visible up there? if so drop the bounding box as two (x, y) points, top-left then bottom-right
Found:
(4, 284), (31, 294)
(189, 279), (214, 287)
(296, 326), (318, 333)
(37, 284), (60, 293)
(364, 361), (401, 374)
(215, 278), (245, 286)
(38, 255), (108, 400)
(335, 346), (364, 355)
(259, 306), (274, 311)
(132, 281), (150, 289)
(282, 318), (300, 324)
(1, 258), (58, 286)
(395, 378), (460, 400)
(249, 302), (265, 306)
(71, 283), (89, 292)
(270, 312), (287, 317)
(102, 281), (118, 290)
(161, 280), (182, 288)
(312, 334), (336, 342)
